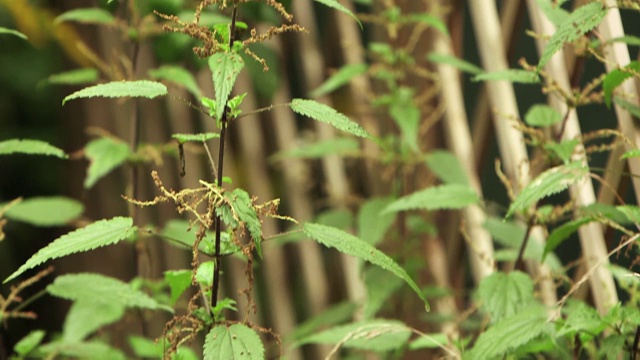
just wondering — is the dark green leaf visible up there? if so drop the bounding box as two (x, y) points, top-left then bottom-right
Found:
(543, 217), (593, 260)
(63, 299), (125, 343)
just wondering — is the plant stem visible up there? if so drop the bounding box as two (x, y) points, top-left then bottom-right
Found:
(514, 217), (535, 272)
(632, 326), (640, 360)
(211, 3), (238, 312)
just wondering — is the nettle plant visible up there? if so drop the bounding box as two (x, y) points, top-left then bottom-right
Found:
(2, 0), (640, 359)
(0, 0), (431, 359)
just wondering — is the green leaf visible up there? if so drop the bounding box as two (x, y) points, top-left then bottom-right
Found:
(55, 8), (116, 24)
(0, 139), (67, 158)
(296, 320), (411, 352)
(63, 80), (167, 105)
(465, 305), (550, 359)
(616, 205), (640, 223)
(230, 189), (263, 258)
(311, 63), (368, 98)
(389, 87), (420, 152)
(424, 150), (470, 186)
(608, 35), (640, 47)
(506, 162), (588, 218)
(84, 137), (131, 189)
(208, 52), (244, 121)
(478, 271), (535, 322)
(364, 266), (402, 318)
(621, 148), (640, 160)
(603, 61), (640, 107)
(39, 340), (126, 360)
(403, 13), (448, 36)
(427, 53), (483, 75)
(286, 302), (358, 343)
(291, 98), (371, 138)
(473, 69), (540, 84)
(14, 330), (46, 356)
(383, 184), (479, 214)
(63, 299), (125, 343)
(45, 68), (99, 86)
(0, 27), (27, 39)
(313, 0), (362, 28)
(196, 261), (214, 286)
(129, 336), (198, 360)
(613, 97), (640, 118)
(4, 217), (135, 283)
(409, 333), (449, 350)
(543, 217), (593, 260)
(303, 223), (429, 309)
(535, 0), (569, 26)
(558, 300), (605, 338)
(357, 197), (395, 247)
(47, 273), (168, 311)
(149, 65), (202, 98)
(524, 104), (562, 127)
(204, 324), (264, 360)
(164, 270), (192, 305)
(4, 196), (84, 226)
(272, 138), (360, 160)
(538, 2), (607, 69)
(160, 219), (240, 256)
(171, 132), (220, 144)
(544, 139), (580, 164)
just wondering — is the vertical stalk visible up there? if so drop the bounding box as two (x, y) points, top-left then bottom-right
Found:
(211, 4), (238, 311)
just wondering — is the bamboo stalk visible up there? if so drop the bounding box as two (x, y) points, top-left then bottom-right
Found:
(526, 0), (618, 314)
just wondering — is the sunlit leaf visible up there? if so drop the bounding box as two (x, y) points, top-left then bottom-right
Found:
(171, 132), (219, 144)
(0, 139), (66, 158)
(314, 0), (362, 28)
(603, 61), (640, 107)
(204, 324), (264, 360)
(0, 27), (27, 39)
(164, 270), (192, 305)
(4, 196), (83, 226)
(303, 223), (429, 309)
(63, 80), (167, 104)
(45, 68), (99, 86)
(14, 330), (45, 356)
(543, 217), (593, 260)
(524, 104), (562, 127)
(291, 99), (371, 138)
(4, 217), (135, 283)
(473, 69), (540, 84)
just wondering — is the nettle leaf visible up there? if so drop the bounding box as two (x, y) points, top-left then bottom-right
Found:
(129, 336), (199, 360)
(303, 223), (429, 309)
(55, 8), (115, 25)
(424, 150), (470, 186)
(427, 53), (483, 75)
(196, 261), (214, 286)
(536, 0), (569, 26)
(383, 184), (479, 214)
(403, 13), (448, 36)
(160, 219), (240, 256)
(616, 205), (640, 223)
(603, 61), (640, 107)
(296, 320), (411, 352)
(543, 217), (594, 260)
(311, 63), (368, 98)
(39, 340), (126, 360)
(314, 0), (362, 28)
(538, 2), (607, 69)
(478, 271), (535, 321)
(291, 98), (371, 138)
(544, 139), (580, 164)
(621, 148), (640, 160)
(473, 69), (540, 84)
(45, 68), (99, 86)
(164, 270), (192, 305)
(358, 197), (395, 247)
(4, 196), (83, 226)
(4, 217), (135, 283)
(230, 189), (263, 258)
(84, 137), (131, 189)
(14, 330), (46, 356)
(47, 273), (168, 311)
(63, 299), (125, 343)
(272, 138), (360, 160)
(63, 80), (167, 105)
(506, 162), (588, 218)
(465, 306), (550, 359)
(608, 35), (640, 47)
(613, 97), (640, 118)
(149, 65), (201, 98)
(409, 333), (449, 350)
(364, 266), (402, 319)
(524, 104), (562, 127)
(559, 300), (605, 338)
(208, 52), (244, 121)
(171, 132), (219, 144)
(0, 27), (27, 39)
(0, 139), (67, 158)
(204, 324), (264, 360)
(389, 87), (420, 152)
(287, 302), (358, 343)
